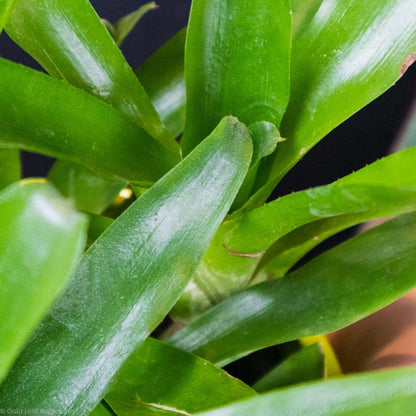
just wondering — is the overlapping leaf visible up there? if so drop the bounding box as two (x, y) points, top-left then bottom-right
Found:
(174, 147), (416, 319)
(48, 161), (127, 215)
(245, 0), (416, 209)
(195, 367), (416, 416)
(253, 343), (324, 392)
(170, 213), (416, 366)
(0, 117), (252, 415)
(105, 338), (255, 415)
(136, 29), (187, 138)
(6, 0), (177, 151)
(0, 59), (178, 185)
(181, 0), (291, 155)
(0, 180), (87, 382)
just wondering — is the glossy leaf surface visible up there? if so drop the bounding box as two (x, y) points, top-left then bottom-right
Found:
(136, 29), (187, 138)
(170, 213), (416, 366)
(6, 0), (176, 151)
(48, 161), (126, 215)
(0, 149), (20, 191)
(0, 59), (178, 185)
(174, 147), (416, 319)
(257, 146), (416, 278)
(0, 179), (87, 382)
(253, 344), (324, 393)
(246, 0), (416, 208)
(105, 337), (255, 415)
(0, 117), (252, 414)
(181, 0), (291, 154)
(0, 0), (15, 32)
(196, 366), (416, 416)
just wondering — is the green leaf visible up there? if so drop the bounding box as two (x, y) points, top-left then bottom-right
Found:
(0, 0), (16, 32)
(195, 366), (416, 416)
(173, 147), (416, 319)
(112, 2), (157, 46)
(169, 213), (416, 366)
(105, 337), (255, 415)
(245, 0), (416, 209)
(0, 117), (252, 414)
(90, 404), (115, 416)
(291, 0), (324, 41)
(48, 161), (127, 215)
(253, 344), (324, 393)
(6, 0), (177, 152)
(0, 149), (20, 191)
(86, 214), (114, 248)
(230, 122), (284, 211)
(257, 146), (416, 278)
(181, 0), (291, 155)
(0, 179), (87, 382)
(0, 59), (178, 185)
(48, 27), (188, 213)
(136, 29), (187, 138)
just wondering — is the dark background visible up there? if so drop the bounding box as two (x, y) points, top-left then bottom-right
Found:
(2, 0), (416, 383)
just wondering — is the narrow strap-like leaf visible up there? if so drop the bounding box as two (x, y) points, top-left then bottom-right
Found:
(173, 147), (416, 320)
(136, 29), (187, 138)
(244, 0), (416, 209)
(181, 0), (291, 154)
(169, 213), (416, 366)
(112, 2), (157, 46)
(0, 149), (20, 191)
(105, 337), (255, 415)
(0, 59), (178, 185)
(48, 28), (187, 212)
(0, 179), (87, 382)
(0, 117), (252, 414)
(6, 0), (177, 152)
(195, 367), (416, 416)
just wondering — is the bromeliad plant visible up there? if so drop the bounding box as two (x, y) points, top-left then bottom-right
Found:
(1, 0), (416, 414)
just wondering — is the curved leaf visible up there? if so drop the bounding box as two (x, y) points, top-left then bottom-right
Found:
(181, 0), (291, 154)
(0, 59), (178, 185)
(0, 149), (20, 191)
(0, 117), (252, 414)
(257, 146), (416, 277)
(136, 29), (187, 138)
(245, 0), (416, 209)
(112, 2), (157, 47)
(6, 0), (177, 152)
(169, 213), (416, 366)
(174, 147), (416, 319)
(105, 337), (255, 415)
(48, 28), (188, 213)
(195, 366), (416, 416)
(0, 179), (87, 382)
